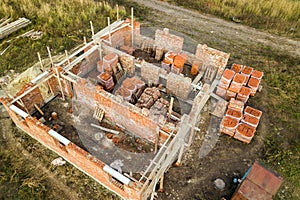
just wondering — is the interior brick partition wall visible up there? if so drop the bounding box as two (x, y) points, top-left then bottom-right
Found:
(134, 35), (156, 51)
(0, 98), (142, 200)
(103, 45), (135, 75)
(195, 44), (230, 79)
(82, 46), (100, 76)
(14, 84), (44, 113)
(141, 62), (161, 85)
(48, 76), (60, 94)
(166, 72), (192, 99)
(155, 28), (184, 53)
(74, 79), (160, 144)
(100, 19), (140, 48)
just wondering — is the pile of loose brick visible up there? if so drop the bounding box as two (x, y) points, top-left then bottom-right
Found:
(217, 63), (264, 143)
(161, 51), (187, 74)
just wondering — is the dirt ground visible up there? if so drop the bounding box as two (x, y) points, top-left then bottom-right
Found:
(1, 0), (299, 199)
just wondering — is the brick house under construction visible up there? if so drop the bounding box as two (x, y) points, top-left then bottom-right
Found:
(0, 13), (231, 199)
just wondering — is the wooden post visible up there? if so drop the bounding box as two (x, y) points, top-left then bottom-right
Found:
(37, 52), (44, 71)
(34, 104), (44, 115)
(99, 40), (102, 59)
(159, 174), (164, 192)
(46, 47), (54, 67)
(150, 181), (157, 200)
(188, 124), (195, 147)
(154, 127), (159, 154)
(18, 98), (30, 115)
(47, 79), (55, 96)
(90, 21), (94, 37)
(55, 67), (65, 101)
(107, 17), (112, 44)
(131, 7), (134, 47)
(116, 4), (119, 21)
(65, 50), (71, 67)
(168, 97), (174, 121)
(175, 144), (185, 167)
(83, 36), (87, 44)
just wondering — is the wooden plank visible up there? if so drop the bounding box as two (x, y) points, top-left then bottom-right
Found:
(0, 18), (11, 28)
(0, 18), (31, 39)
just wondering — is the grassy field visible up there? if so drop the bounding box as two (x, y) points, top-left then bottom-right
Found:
(162, 0), (300, 39)
(0, 0), (126, 76)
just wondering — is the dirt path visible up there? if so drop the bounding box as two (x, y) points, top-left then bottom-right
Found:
(132, 0), (300, 58)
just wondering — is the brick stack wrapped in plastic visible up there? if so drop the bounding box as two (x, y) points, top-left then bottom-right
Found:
(216, 63), (264, 102)
(218, 63), (264, 144)
(220, 98), (263, 143)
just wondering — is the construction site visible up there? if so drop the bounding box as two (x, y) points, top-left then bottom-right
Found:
(0, 7), (284, 200)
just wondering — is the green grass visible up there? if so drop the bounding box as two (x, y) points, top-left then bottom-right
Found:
(0, 0), (126, 76)
(235, 48), (300, 200)
(0, 123), (120, 200)
(162, 0), (300, 39)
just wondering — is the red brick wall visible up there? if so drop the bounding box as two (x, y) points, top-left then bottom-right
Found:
(0, 98), (142, 200)
(74, 79), (160, 144)
(13, 83), (44, 114)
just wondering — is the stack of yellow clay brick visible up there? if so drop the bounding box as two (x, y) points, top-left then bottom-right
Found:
(216, 63), (264, 102)
(220, 99), (263, 143)
(218, 63), (264, 144)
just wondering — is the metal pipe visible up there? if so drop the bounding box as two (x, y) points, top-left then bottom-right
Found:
(91, 123), (119, 135)
(9, 105), (29, 118)
(31, 71), (49, 84)
(103, 165), (131, 185)
(48, 129), (70, 146)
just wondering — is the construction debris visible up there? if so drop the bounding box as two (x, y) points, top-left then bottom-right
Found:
(51, 157), (66, 166)
(91, 123), (120, 135)
(16, 29), (43, 40)
(214, 178), (226, 190)
(0, 17), (31, 39)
